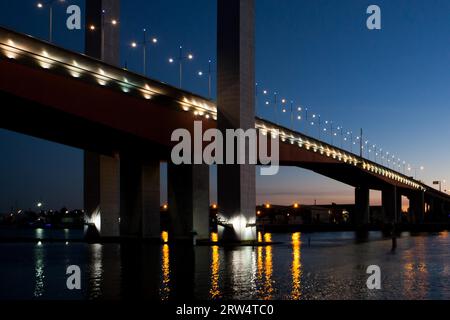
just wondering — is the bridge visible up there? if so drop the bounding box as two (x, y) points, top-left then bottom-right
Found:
(1, 0), (449, 243)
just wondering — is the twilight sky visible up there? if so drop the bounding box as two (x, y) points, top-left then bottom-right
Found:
(1, 0), (450, 211)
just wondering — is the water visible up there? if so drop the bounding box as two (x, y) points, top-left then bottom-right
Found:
(1, 231), (450, 300)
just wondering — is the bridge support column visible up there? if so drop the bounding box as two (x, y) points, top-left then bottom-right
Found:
(168, 164), (210, 243)
(355, 185), (370, 226)
(84, 152), (120, 237)
(217, 0), (256, 242)
(120, 156), (160, 239)
(435, 199), (445, 222)
(382, 185), (397, 224)
(84, 0), (121, 238)
(409, 191), (425, 224)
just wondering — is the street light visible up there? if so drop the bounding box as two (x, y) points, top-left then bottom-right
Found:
(281, 98), (288, 126)
(169, 46), (194, 88)
(130, 28), (158, 76)
(336, 126), (344, 148)
(268, 92), (278, 124)
(419, 166), (425, 180)
(36, 0), (65, 43)
(295, 105), (302, 131)
(197, 59), (213, 98)
(325, 121), (334, 145)
(88, 9), (119, 61)
(303, 107), (309, 134)
(433, 179), (446, 192)
(345, 131), (354, 153)
(312, 114), (321, 139)
(289, 101), (295, 130)
(318, 115), (322, 139)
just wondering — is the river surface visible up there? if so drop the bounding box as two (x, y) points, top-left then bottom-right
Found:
(1, 230), (450, 300)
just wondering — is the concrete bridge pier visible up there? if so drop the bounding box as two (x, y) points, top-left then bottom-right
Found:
(84, 0), (122, 238)
(167, 164), (210, 243)
(84, 153), (120, 237)
(409, 191), (425, 224)
(355, 185), (370, 226)
(120, 156), (161, 239)
(425, 196), (442, 222)
(217, 0), (256, 242)
(382, 185), (398, 224)
(434, 199), (446, 222)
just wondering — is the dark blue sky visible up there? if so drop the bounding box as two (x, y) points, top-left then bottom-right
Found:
(1, 0), (450, 211)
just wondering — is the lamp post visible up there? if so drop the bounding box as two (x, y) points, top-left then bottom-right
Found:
(198, 59), (213, 98)
(337, 126), (343, 148)
(273, 92), (278, 124)
(263, 89), (269, 119)
(359, 128), (363, 158)
(346, 131), (353, 153)
(131, 28), (158, 76)
(416, 166), (425, 180)
(364, 140), (369, 158)
(433, 180), (446, 192)
(169, 46), (194, 88)
(37, 0), (65, 43)
(290, 101), (294, 130)
(312, 114), (321, 139)
(304, 107), (309, 134)
(318, 115), (322, 139)
(328, 121), (334, 145)
(281, 98), (287, 125)
(281, 98), (294, 129)
(296, 106), (302, 132)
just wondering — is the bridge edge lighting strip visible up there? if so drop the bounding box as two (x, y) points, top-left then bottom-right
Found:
(254, 121), (425, 191)
(0, 34), (426, 192)
(0, 36), (217, 120)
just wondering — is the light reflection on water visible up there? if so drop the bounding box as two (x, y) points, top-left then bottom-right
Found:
(1, 231), (450, 300)
(291, 232), (302, 300)
(160, 244), (170, 301)
(33, 244), (45, 298)
(88, 244), (103, 300)
(209, 245), (220, 299)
